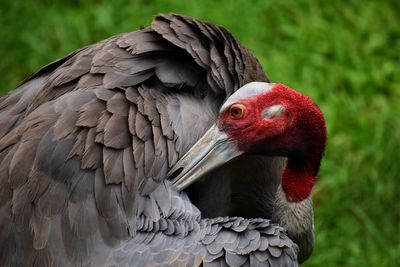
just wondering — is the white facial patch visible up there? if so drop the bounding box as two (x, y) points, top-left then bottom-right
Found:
(262, 104), (285, 119)
(220, 82), (275, 111)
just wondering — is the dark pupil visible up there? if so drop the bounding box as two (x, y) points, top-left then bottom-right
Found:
(232, 108), (240, 116)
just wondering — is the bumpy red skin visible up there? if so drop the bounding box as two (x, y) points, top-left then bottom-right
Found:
(218, 84), (327, 202)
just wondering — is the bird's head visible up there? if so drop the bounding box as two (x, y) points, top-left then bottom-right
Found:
(169, 82), (327, 202)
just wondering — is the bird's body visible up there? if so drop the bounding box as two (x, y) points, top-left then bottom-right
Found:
(0, 14), (325, 267)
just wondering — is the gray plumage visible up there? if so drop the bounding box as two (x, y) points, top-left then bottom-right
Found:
(0, 14), (303, 266)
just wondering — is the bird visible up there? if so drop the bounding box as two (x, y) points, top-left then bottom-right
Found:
(0, 13), (325, 266)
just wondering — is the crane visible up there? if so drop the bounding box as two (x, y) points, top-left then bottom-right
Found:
(0, 14), (325, 266)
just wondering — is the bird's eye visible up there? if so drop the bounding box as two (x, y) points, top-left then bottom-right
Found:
(229, 104), (246, 119)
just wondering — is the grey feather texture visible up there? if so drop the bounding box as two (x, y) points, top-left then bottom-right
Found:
(107, 185), (298, 266)
(0, 13), (305, 267)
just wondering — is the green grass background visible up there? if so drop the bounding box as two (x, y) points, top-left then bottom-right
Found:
(0, 0), (399, 266)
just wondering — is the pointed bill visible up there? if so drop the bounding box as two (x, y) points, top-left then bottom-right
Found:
(168, 125), (243, 191)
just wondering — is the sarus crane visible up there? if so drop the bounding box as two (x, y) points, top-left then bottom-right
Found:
(0, 14), (326, 266)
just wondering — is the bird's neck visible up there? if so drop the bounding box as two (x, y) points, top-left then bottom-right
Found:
(281, 154), (320, 203)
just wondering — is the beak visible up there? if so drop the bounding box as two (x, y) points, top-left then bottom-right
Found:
(168, 125), (243, 191)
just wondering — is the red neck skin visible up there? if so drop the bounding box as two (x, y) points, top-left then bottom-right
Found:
(281, 155), (319, 202)
(280, 119), (326, 203)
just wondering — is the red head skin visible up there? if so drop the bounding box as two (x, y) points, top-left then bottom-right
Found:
(218, 84), (327, 202)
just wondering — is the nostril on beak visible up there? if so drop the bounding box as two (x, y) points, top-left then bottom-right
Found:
(168, 167), (184, 180)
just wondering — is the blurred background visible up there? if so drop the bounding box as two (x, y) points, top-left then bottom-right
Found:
(0, 0), (399, 266)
